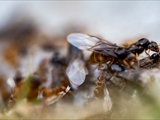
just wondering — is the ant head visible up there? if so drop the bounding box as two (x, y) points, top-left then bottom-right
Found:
(150, 53), (160, 60)
(148, 41), (159, 52)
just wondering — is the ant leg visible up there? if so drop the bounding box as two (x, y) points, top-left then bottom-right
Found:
(68, 90), (75, 97)
(108, 59), (114, 67)
(110, 72), (117, 84)
(94, 64), (100, 71)
(145, 50), (150, 56)
(94, 71), (105, 98)
(122, 60), (130, 67)
(135, 53), (139, 67)
(93, 62), (104, 71)
(96, 60), (107, 71)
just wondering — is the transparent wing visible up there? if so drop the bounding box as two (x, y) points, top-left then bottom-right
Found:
(103, 86), (112, 113)
(66, 58), (88, 89)
(67, 33), (119, 52)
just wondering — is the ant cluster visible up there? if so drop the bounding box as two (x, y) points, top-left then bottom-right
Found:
(2, 28), (160, 118)
(67, 33), (160, 118)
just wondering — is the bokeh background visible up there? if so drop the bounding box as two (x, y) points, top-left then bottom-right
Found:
(1, 1), (160, 43)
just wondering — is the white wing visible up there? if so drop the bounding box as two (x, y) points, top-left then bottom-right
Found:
(66, 58), (88, 89)
(67, 33), (100, 50)
(103, 87), (112, 113)
(67, 33), (119, 52)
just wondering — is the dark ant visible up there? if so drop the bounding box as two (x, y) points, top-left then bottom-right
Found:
(134, 53), (160, 69)
(95, 62), (128, 96)
(67, 33), (138, 68)
(127, 38), (159, 56)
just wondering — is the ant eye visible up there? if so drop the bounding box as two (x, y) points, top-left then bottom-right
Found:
(148, 42), (157, 48)
(148, 44), (153, 48)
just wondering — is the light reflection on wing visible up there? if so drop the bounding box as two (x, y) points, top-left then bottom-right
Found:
(66, 58), (88, 89)
(67, 33), (99, 50)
